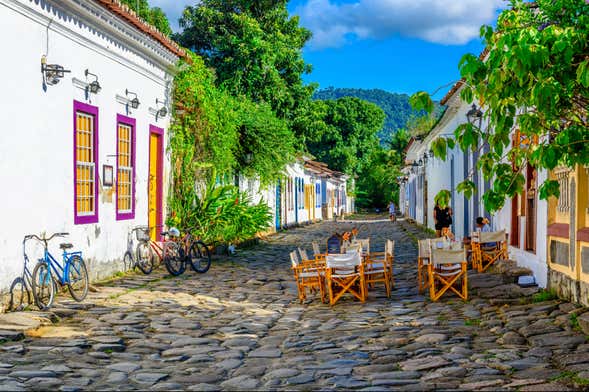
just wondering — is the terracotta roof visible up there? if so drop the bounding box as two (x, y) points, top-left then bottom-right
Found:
(440, 47), (489, 105)
(303, 159), (347, 179)
(94, 0), (186, 58)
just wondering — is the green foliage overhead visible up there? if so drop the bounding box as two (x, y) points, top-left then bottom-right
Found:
(412, 0), (589, 212)
(175, 0), (314, 120)
(303, 97), (385, 176)
(118, 0), (172, 36)
(313, 87), (436, 143)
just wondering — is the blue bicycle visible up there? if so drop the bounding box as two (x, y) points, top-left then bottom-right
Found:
(31, 232), (89, 310)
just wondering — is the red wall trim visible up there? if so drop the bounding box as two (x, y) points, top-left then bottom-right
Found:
(547, 223), (569, 239)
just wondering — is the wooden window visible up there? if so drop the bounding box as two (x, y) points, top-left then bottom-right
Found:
(74, 101), (99, 224)
(116, 115), (135, 220)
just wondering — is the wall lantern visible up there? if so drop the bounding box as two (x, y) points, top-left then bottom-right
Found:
(41, 55), (70, 86)
(85, 69), (101, 94)
(125, 89), (140, 109)
(428, 149), (434, 158)
(156, 99), (167, 118)
(466, 103), (483, 125)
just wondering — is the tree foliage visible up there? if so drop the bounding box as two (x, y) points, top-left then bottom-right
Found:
(175, 0), (314, 120)
(412, 0), (589, 212)
(314, 88), (419, 143)
(303, 97), (385, 176)
(168, 53), (292, 238)
(118, 0), (172, 36)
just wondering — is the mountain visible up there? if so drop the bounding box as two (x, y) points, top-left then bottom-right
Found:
(313, 87), (420, 143)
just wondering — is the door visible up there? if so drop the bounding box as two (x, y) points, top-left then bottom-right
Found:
(148, 126), (163, 241)
(275, 181), (281, 230)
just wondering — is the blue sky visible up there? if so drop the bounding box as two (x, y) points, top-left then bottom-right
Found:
(153, 0), (505, 99)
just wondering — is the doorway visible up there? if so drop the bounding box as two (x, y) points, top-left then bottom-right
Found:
(148, 126), (163, 241)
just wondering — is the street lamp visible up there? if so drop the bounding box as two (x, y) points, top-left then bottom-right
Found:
(466, 103), (483, 126)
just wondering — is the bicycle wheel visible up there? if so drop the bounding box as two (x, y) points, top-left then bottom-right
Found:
(9, 277), (30, 311)
(163, 241), (185, 276)
(123, 251), (134, 272)
(189, 241), (212, 273)
(31, 262), (55, 310)
(135, 242), (155, 274)
(67, 255), (88, 302)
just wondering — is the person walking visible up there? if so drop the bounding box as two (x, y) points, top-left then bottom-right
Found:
(433, 203), (453, 238)
(388, 201), (396, 222)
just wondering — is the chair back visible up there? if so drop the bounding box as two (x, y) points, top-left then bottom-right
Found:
(290, 251), (299, 267)
(480, 230), (506, 243)
(386, 239), (394, 256)
(350, 238), (370, 254)
(298, 247), (310, 261)
(312, 241), (321, 256)
(418, 239), (431, 262)
(431, 248), (465, 265)
(326, 251), (361, 269)
(327, 234), (342, 254)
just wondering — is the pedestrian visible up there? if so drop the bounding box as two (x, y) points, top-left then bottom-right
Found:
(475, 216), (491, 232)
(388, 201), (396, 222)
(433, 202), (452, 238)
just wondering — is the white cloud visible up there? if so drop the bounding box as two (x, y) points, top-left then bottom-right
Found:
(150, 0), (199, 32)
(294, 0), (506, 50)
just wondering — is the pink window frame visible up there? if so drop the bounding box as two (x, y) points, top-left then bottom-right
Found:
(73, 101), (99, 225)
(149, 125), (164, 242)
(116, 114), (136, 220)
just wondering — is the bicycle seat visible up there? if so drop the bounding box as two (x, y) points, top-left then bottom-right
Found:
(60, 243), (74, 250)
(161, 231), (168, 237)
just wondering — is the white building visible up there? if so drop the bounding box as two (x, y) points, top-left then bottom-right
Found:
(401, 80), (549, 287)
(0, 0), (182, 295)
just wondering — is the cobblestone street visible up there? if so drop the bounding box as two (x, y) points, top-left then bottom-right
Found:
(1, 218), (589, 390)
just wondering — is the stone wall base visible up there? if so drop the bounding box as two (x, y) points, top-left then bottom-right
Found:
(548, 268), (589, 307)
(0, 258), (125, 314)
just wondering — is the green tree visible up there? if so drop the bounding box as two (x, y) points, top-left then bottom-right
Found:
(412, 0), (589, 212)
(119, 0), (172, 36)
(175, 0), (314, 119)
(304, 97), (385, 176)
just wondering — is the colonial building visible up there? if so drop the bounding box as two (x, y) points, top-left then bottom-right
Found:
(400, 81), (550, 288)
(0, 0), (182, 292)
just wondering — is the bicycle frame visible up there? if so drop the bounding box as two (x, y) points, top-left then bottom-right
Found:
(43, 248), (83, 286)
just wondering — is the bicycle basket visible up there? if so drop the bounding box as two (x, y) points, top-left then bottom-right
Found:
(136, 227), (150, 242)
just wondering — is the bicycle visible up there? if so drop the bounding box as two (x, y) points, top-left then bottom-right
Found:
(182, 230), (212, 274)
(31, 232), (89, 310)
(8, 235), (41, 311)
(123, 226), (155, 274)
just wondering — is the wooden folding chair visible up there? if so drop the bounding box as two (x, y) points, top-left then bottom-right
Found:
(386, 240), (395, 288)
(471, 230), (508, 272)
(417, 239), (431, 294)
(312, 241), (321, 257)
(291, 251), (325, 303)
(428, 248), (468, 301)
(325, 252), (366, 305)
(363, 241), (391, 298)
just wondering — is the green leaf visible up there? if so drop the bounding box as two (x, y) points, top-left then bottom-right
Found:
(457, 180), (476, 199)
(577, 60), (589, 88)
(539, 180), (560, 200)
(409, 91), (434, 114)
(434, 189), (451, 209)
(431, 137), (448, 161)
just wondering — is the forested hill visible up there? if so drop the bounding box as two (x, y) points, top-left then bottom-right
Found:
(313, 87), (417, 143)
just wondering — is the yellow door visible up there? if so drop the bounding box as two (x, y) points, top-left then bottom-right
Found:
(148, 133), (160, 240)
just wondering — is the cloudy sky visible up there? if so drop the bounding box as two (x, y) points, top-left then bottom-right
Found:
(154, 0), (505, 98)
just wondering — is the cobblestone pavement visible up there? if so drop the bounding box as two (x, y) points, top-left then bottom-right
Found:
(1, 217), (589, 390)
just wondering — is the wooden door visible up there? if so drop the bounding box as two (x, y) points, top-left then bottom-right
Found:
(148, 127), (163, 241)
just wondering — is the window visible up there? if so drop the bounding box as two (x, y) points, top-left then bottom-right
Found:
(74, 101), (99, 224)
(116, 114), (135, 220)
(315, 183), (321, 208)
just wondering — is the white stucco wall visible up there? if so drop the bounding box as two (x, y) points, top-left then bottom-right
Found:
(0, 0), (175, 292)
